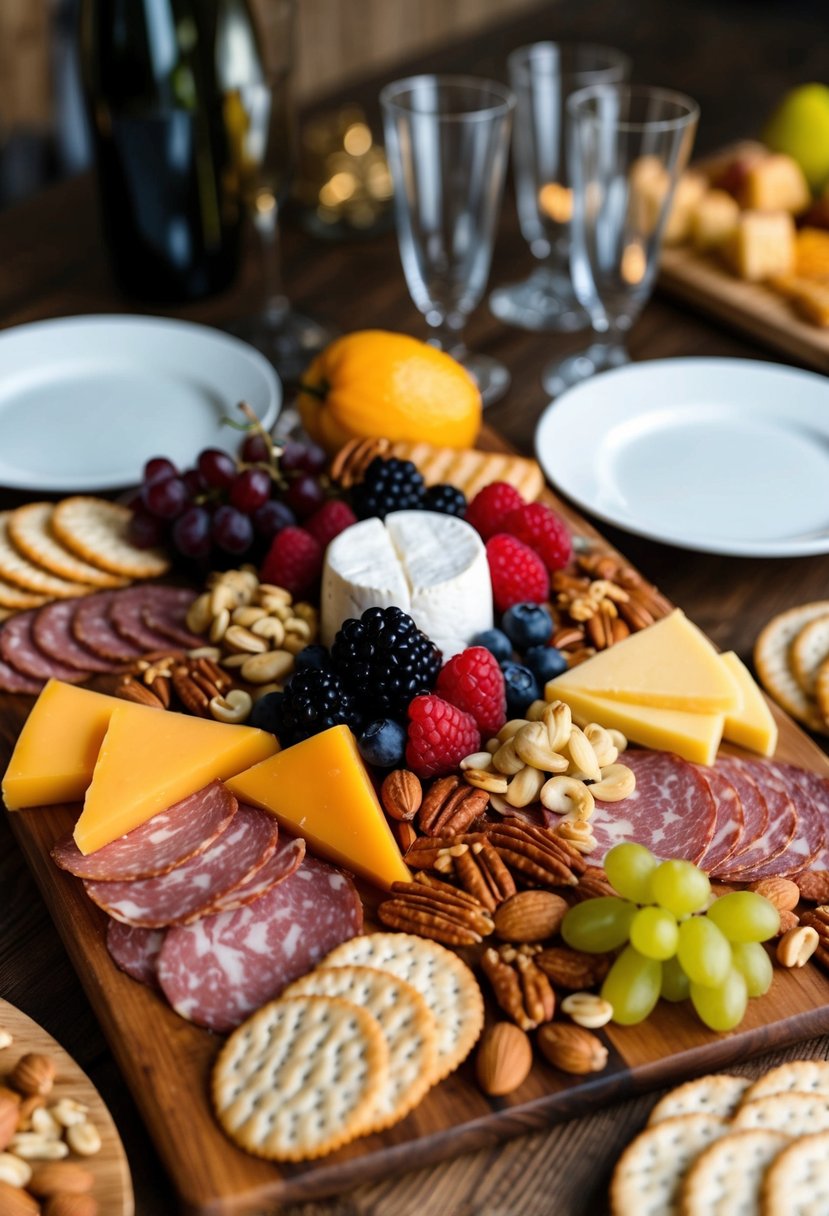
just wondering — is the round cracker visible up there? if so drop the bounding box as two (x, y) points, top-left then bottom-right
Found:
(742, 1060), (829, 1105)
(282, 965), (438, 1132)
(816, 658), (829, 728)
(52, 497), (169, 579)
(0, 511), (93, 598)
(610, 1113), (728, 1216)
(754, 603), (829, 732)
(791, 615), (829, 697)
(761, 1130), (829, 1216)
(648, 1074), (751, 1125)
(212, 995), (388, 1162)
(732, 1092), (829, 1136)
(679, 1127), (789, 1216)
(0, 574), (48, 611)
(9, 503), (128, 589)
(320, 932), (484, 1081)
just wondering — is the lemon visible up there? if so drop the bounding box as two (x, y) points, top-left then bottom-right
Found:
(763, 83), (829, 193)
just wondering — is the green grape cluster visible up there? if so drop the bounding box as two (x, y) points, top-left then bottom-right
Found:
(561, 843), (780, 1031)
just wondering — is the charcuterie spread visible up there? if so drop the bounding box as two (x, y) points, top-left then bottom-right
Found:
(2, 333), (829, 1212)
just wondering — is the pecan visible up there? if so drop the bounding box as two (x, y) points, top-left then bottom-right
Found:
(459, 841), (517, 910)
(418, 776), (489, 835)
(329, 436), (392, 488)
(378, 874), (494, 946)
(190, 655), (233, 692)
(573, 866), (617, 901)
(486, 818), (585, 883)
(481, 944), (555, 1031)
(115, 676), (165, 709)
(551, 625), (586, 650)
(171, 668), (211, 716)
(393, 820), (419, 854)
(794, 869), (829, 903)
(535, 945), (612, 989)
(799, 906), (829, 946)
(585, 601), (618, 650)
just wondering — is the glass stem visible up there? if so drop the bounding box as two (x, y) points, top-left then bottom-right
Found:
(254, 200), (290, 331)
(601, 321), (631, 368)
(429, 315), (467, 359)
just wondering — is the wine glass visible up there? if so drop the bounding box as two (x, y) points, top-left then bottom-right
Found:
(380, 75), (515, 406)
(229, 0), (332, 387)
(542, 84), (699, 396)
(489, 42), (630, 333)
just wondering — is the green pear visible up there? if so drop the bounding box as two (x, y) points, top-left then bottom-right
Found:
(764, 83), (829, 193)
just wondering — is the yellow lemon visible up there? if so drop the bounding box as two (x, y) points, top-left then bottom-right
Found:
(764, 83), (829, 193)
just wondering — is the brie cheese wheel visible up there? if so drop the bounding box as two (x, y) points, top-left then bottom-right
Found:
(321, 510), (494, 658)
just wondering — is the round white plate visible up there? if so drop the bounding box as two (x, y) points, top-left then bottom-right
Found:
(535, 357), (829, 558)
(0, 315), (281, 491)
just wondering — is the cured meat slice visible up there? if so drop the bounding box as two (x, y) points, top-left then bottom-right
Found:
(766, 762), (828, 859)
(695, 766), (744, 874)
(83, 804), (278, 927)
(140, 589), (201, 650)
(708, 757), (769, 873)
(33, 600), (119, 673)
(205, 831), (306, 914)
(727, 760), (826, 881)
(110, 587), (185, 652)
(106, 920), (165, 987)
(73, 591), (144, 661)
(714, 759), (797, 879)
(0, 656), (43, 694)
(582, 751), (717, 865)
(51, 780), (237, 881)
(157, 854), (362, 1032)
(0, 611), (85, 683)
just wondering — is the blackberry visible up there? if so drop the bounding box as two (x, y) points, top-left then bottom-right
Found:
(331, 605), (442, 719)
(351, 457), (426, 520)
(270, 667), (361, 747)
(423, 483), (467, 517)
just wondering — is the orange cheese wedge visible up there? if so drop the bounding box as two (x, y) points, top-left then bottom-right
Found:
(226, 724), (411, 890)
(73, 705), (278, 854)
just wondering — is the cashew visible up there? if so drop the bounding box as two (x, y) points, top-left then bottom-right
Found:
(284, 617), (312, 642)
(209, 689), (253, 724)
(542, 700), (572, 753)
(560, 992), (614, 1029)
(460, 752), (494, 771)
(256, 583), (292, 604)
(463, 768), (509, 794)
(564, 726), (602, 782)
(30, 1107), (61, 1139)
(49, 1098), (88, 1128)
(209, 608), (231, 643)
(223, 625), (268, 655)
(526, 699), (548, 721)
(488, 793), (510, 815)
(485, 738), (500, 755)
(66, 1121), (102, 1157)
(607, 728), (628, 754)
(589, 763), (636, 802)
(583, 723), (619, 768)
(241, 650), (294, 685)
(505, 765), (546, 808)
(260, 597), (293, 619)
(210, 583), (244, 615)
(497, 719), (529, 743)
(9, 1134), (68, 1160)
(292, 602), (318, 624)
(185, 593), (212, 635)
(249, 616), (286, 646)
(220, 653), (248, 669)
(186, 646), (223, 662)
(554, 817), (598, 853)
(513, 722), (569, 773)
(283, 634), (310, 656)
(231, 605), (267, 628)
(540, 775), (595, 820)
(0, 1152), (31, 1187)
(0, 1030), (11, 1050)
(492, 739), (526, 776)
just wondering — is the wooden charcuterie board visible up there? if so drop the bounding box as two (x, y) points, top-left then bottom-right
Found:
(4, 425), (829, 1214)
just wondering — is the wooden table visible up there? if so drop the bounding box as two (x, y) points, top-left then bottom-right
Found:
(2, 1), (828, 1212)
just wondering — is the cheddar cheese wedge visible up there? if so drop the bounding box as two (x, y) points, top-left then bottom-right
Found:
(720, 651), (778, 758)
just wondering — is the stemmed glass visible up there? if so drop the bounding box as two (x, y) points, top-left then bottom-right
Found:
(542, 84), (699, 396)
(381, 75), (515, 406)
(490, 43), (630, 333)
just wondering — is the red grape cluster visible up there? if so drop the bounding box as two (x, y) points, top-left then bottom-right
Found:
(129, 433), (329, 564)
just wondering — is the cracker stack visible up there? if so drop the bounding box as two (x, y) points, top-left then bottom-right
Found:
(754, 601), (829, 733)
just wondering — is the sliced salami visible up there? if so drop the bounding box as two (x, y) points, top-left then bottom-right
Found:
(157, 854), (362, 1032)
(0, 611), (85, 683)
(73, 591), (144, 662)
(206, 831), (305, 914)
(33, 600), (119, 673)
(106, 920), (165, 988)
(110, 587), (185, 653)
(695, 766), (745, 874)
(583, 751), (717, 865)
(0, 655), (43, 694)
(765, 762), (828, 861)
(51, 780), (237, 881)
(725, 760), (826, 881)
(83, 804), (278, 927)
(714, 759), (797, 879)
(141, 589), (201, 650)
(708, 756), (769, 873)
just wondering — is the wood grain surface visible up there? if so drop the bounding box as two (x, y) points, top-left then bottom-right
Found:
(0, 997), (133, 1215)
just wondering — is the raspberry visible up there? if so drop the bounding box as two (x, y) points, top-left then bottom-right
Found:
(406, 694), (481, 779)
(435, 646), (506, 735)
(304, 499), (357, 550)
(260, 526), (323, 598)
(486, 534), (549, 614)
(465, 481), (525, 540)
(503, 502), (572, 572)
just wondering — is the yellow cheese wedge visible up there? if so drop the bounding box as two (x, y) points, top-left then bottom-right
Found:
(547, 684), (725, 766)
(226, 724), (411, 889)
(719, 651), (778, 758)
(74, 706), (278, 854)
(548, 609), (743, 714)
(3, 680), (156, 811)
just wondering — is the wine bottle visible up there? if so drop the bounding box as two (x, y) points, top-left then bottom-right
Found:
(79, 0), (264, 303)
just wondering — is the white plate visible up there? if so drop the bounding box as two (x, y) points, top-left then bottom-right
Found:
(0, 315), (281, 491)
(535, 357), (829, 558)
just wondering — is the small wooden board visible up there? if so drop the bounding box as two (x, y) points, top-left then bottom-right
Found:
(0, 996), (133, 1216)
(4, 425), (829, 1214)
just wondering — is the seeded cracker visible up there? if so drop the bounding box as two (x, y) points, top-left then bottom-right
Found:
(52, 497), (169, 579)
(9, 502), (128, 589)
(761, 1130), (829, 1216)
(0, 511), (93, 598)
(742, 1059), (829, 1104)
(282, 965), (438, 1131)
(610, 1113), (728, 1216)
(212, 995), (388, 1161)
(754, 602), (829, 732)
(648, 1074), (751, 1125)
(678, 1128), (790, 1216)
(320, 932), (484, 1081)
(732, 1092), (829, 1135)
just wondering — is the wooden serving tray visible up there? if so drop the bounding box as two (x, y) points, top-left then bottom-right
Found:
(5, 426), (829, 1214)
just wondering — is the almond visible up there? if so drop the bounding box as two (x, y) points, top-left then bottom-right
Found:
(776, 909), (800, 936)
(535, 945), (612, 989)
(43, 1197), (98, 1216)
(381, 770), (422, 822)
(0, 1094), (19, 1150)
(493, 891), (569, 943)
(749, 876), (800, 912)
(10, 1056), (56, 1098)
(537, 1022), (608, 1075)
(475, 1022), (533, 1096)
(0, 1180), (39, 1215)
(29, 1162), (95, 1198)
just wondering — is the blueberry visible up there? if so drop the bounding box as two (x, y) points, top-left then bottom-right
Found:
(293, 644), (331, 673)
(471, 628), (513, 664)
(500, 662), (542, 718)
(358, 718), (407, 768)
(501, 602), (553, 651)
(248, 690), (284, 734)
(524, 645), (568, 685)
